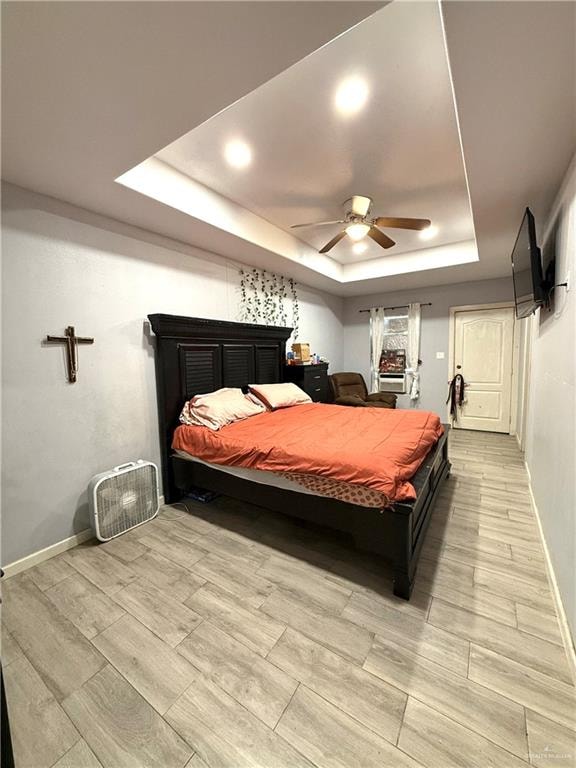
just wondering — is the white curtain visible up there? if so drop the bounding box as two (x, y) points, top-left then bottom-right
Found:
(370, 307), (386, 393)
(406, 302), (421, 401)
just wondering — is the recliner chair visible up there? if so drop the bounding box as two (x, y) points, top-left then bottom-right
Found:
(329, 372), (397, 409)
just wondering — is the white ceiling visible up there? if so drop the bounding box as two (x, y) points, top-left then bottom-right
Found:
(156, 1), (474, 267)
(442, 0), (576, 287)
(2, 1), (575, 297)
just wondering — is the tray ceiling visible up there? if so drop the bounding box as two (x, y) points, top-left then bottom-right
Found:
(151, 1), (475, 273)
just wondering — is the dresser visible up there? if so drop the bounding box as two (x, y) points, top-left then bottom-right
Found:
(283, 362), (330, 403)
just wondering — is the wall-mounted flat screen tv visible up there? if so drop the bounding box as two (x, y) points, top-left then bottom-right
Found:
(511, 207), (545, 319)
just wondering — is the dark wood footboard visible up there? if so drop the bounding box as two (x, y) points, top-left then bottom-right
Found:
(387, 426), (450, 598)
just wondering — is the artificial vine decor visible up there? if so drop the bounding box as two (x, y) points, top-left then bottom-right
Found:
(239, 268), (300, 339)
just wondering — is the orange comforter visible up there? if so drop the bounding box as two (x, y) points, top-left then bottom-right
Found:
(172, 403), (443, 503)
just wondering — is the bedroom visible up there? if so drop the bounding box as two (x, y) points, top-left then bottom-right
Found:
(1, 1), (575, 767)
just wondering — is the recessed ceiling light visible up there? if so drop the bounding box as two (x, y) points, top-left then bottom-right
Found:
(352, 241), (368, 255)
(335, 77), (369, 116)
(346, 222), (370, 241)
(419, 224), (439, 241)
(224, 140), (252, 169)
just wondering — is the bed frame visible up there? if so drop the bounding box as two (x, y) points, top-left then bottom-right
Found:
(148, 313), (450, 599)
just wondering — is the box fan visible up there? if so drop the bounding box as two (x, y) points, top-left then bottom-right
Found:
(88, 461), (159, 541)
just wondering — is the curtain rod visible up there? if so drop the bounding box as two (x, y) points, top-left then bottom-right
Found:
(358, 302), (432, 314)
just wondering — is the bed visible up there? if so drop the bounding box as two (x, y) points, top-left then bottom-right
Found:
(148, 313), (450, 599)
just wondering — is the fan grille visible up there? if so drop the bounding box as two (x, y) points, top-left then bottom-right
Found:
(94, 465), (158, 540)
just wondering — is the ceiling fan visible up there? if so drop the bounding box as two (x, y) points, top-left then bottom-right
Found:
(290, 195), (431, 253)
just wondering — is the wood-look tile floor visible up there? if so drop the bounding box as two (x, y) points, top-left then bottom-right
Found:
(3, 430), (576, 767)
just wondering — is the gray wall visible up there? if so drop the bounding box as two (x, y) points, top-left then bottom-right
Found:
(1, 183), (344, 565)
(525, 155), (576, 642)
(342, 277), (514, 416)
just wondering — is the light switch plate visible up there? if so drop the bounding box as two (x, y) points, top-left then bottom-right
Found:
(436, 351), (445, 359)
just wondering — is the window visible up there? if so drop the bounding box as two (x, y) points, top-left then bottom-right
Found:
(370, 304), (422, 398)
(379, 312), (408, 374)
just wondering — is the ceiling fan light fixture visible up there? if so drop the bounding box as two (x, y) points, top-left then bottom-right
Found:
(293, 193), (430, 254)
(346, 222), (370, 241)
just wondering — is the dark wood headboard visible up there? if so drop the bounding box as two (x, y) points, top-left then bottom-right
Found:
(147, 314), (293, 499)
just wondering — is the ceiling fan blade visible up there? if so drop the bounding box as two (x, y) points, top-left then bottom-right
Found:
(290, 219), (345, 229)
(374, 216), (431, 231)
(367, 226), (395, 249)
(319, 230), (347, 253)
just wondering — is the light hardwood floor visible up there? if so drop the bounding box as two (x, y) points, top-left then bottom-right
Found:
(3, 430), (575, 767)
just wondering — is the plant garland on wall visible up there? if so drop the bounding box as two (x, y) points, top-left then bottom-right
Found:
(239, 267), (299, 338)
(288, 278), (299, 341)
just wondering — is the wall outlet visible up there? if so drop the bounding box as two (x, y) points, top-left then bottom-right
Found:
(436, 351), (445, 359)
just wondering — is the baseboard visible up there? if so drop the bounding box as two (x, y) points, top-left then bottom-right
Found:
(3, 494), (165, 579)
(3, 528), (95, 579)
(524, 461), (576, 683)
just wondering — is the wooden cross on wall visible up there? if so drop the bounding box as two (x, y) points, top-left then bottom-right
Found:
(45, 326), (94, 383)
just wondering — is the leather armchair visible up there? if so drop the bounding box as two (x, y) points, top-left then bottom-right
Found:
(329, 372), (397, 409)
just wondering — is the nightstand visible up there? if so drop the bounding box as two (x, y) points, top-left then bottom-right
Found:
(283, 363), (330, 403)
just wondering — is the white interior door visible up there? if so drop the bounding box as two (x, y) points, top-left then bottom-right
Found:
(452, 306), (515, 433)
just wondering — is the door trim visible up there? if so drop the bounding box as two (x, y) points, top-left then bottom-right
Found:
(448, 302), (518, 432)
(516, 314), (535, 451)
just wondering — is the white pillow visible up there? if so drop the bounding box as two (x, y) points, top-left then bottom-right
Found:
(249, 382), (312, 410)
(180, 388), (265, 430)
